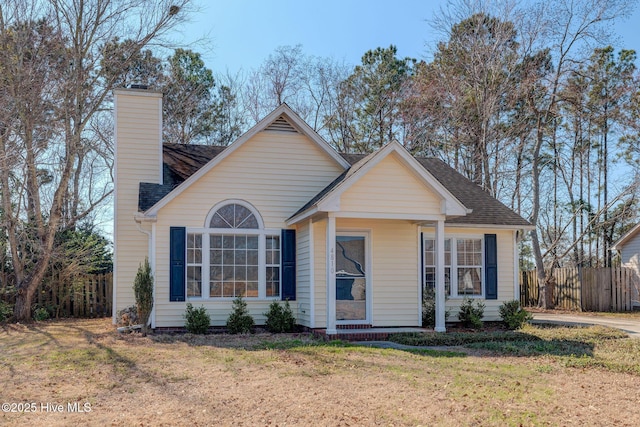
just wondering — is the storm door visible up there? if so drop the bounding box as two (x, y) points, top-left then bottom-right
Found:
(335, 234), (368, 322)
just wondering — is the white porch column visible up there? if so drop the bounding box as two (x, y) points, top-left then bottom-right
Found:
(435, 219), (446, 332)
(150, 222), (156, 329)
(326, 214), (337, 335)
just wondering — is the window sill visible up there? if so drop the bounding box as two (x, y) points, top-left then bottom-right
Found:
(186, 297), (282, 302)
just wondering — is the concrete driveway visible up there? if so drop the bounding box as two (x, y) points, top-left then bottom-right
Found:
(532, 312), (640, 338)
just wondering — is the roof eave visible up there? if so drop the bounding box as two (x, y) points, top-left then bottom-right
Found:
(612, 222), (640, 250)
(286, 207), (319, 226)
(134, 212), (157, 223)
(442, 222), (535, 230)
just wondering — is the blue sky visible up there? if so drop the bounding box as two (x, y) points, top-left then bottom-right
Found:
(176, 0), (640, 74)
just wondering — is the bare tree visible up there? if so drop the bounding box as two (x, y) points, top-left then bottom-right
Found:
(0, 0), (194, 321)
(243, 45), (308, 123)
(521, 0), (633, 307)
(428, 2), (522, 193)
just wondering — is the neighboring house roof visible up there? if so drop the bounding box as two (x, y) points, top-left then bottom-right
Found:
(138, 138), (531, 228)
(612, 222), (640, 250)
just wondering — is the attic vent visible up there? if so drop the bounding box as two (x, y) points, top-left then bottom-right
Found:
(264, 116), (299, 133)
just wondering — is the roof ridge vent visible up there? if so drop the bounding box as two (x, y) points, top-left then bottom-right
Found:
(264, 115), (299, 133)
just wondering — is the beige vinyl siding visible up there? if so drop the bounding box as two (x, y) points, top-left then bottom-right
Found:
(619, 234), (640, 305)
(295, 221), (311, 327)
(312, 218), (420, 328)
(433, 228), (516, 321)
(340, 153), (442, 215)
(314, 223), (517, 327)
(313, 220), (327, 328)
(153, 131), (345, 327)
(114, 90), (162, 315)
(337, 218), (420, 327)
(159, 132), (343, 228)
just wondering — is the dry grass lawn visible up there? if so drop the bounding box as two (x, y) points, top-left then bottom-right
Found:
(1, 318), (640, 426)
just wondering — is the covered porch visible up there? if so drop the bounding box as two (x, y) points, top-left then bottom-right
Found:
(316, 215), (451, 335)
(287, 142), (470, 336)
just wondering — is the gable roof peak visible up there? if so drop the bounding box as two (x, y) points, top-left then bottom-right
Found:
(264, 115), (300, 133)
(141, 103), (350, 215)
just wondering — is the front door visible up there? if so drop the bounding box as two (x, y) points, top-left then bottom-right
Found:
(335, 234), (368, 322)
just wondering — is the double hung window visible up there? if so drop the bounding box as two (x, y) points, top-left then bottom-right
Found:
(424, 235), (483, 297)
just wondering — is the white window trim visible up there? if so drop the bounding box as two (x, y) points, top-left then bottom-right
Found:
(187, 228), (281, 300)
(424, 236), (451, 295)
(204, 199), (265, 229)
(186, 233), (203, 298)
(424, 233), (485, 299)
(187, 200), (280, 301)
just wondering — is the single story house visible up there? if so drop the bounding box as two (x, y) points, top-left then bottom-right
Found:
(612, 224), (640, 308)
(113, 88), (532, 334)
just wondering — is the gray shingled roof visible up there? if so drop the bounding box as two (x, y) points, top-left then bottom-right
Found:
(139, 182), (174, 212)
(138, 144), (531, 228)
(415, 158), (531, 226)
(163, 143), (226, 185)
(289, 153), (530, 227)
(138, 143), (226, 211)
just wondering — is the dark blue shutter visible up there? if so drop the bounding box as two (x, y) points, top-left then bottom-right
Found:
(170, 227), (186, 302)
(281, 229), (296, 301)
(484, 234), (498, 300)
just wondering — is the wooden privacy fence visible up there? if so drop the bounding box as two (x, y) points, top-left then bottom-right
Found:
(520, 268), (635, 311)
(36, 273), (113, 318)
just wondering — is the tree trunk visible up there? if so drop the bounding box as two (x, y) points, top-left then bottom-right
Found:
(14, 286), (34, 321)
(530, 116), (551, 309)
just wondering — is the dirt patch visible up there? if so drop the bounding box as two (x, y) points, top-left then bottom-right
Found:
(1, 318), (640, 426)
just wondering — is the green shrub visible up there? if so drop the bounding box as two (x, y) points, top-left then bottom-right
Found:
(264, 300), (296, 333)
(0, 300), (13, 322)
(499, 300), (533, 330)
(134, 258), (154, 336)
(422, 287), (450, 328)
(226, 296), (254, 334)
(33, 307), (50, 321)
(457, 297), (485, 329)
(184, 303), (210, 334)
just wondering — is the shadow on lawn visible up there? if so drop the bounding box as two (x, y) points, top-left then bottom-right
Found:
(143, 327), (603, 359)
(145, 331), (468, 358)
(388, 329), (599, 358)
(63, 323), (168, 386)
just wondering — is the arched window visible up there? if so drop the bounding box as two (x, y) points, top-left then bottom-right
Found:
(209, 203), (259, 229)
(187, 201), (280, 300)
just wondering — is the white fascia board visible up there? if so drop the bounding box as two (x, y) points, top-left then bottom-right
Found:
(317, 141), (469, 216)
(286, 207), (319, 226)
(335, 211), (446, 221)
(437, 222), (536, 230)
(276, 104), (351, 169)
(145, 104), (348, 216)
(612, 222), (640, 250)
(388, 142), (469, 216)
